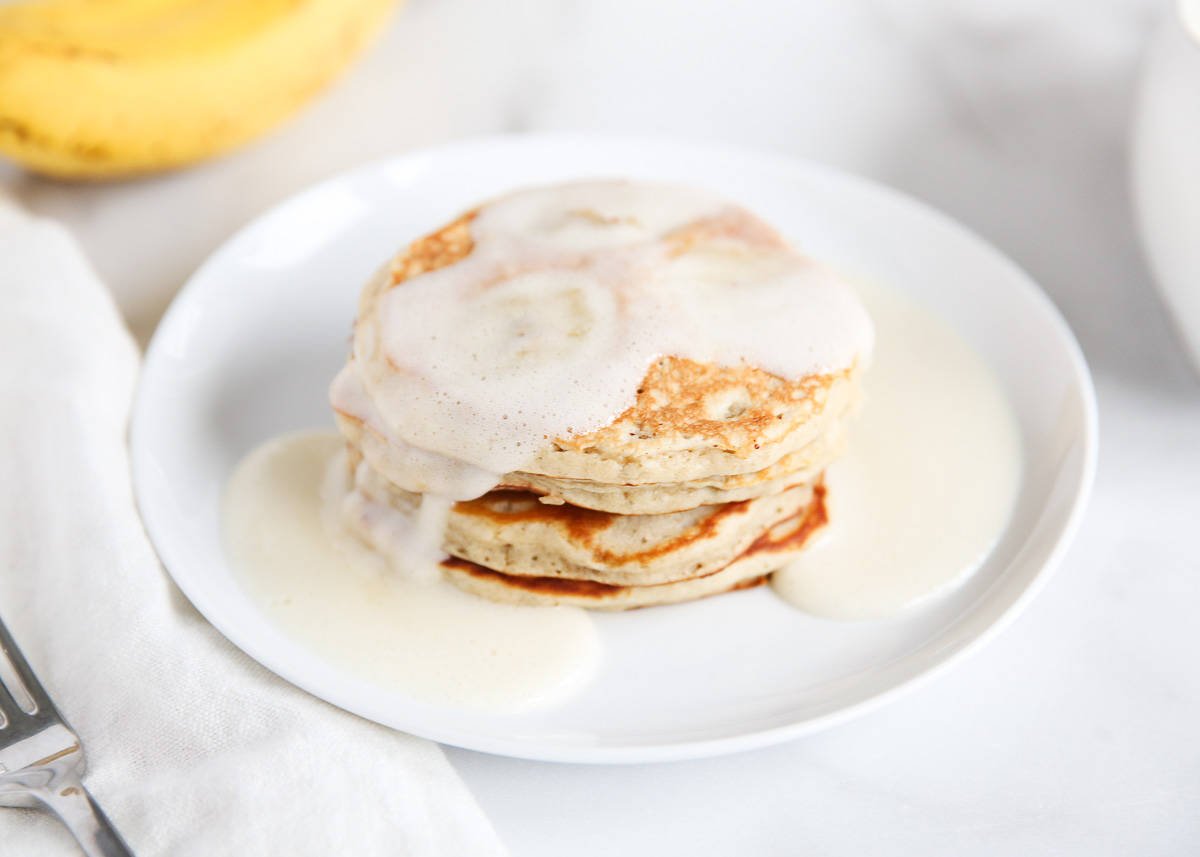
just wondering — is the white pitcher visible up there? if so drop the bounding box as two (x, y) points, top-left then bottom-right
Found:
(1133, 0), (1200, 373)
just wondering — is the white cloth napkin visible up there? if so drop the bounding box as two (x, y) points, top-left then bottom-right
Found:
(0, 199), (506, 857)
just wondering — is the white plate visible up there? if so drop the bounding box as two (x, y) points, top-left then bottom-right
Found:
(132, 135), (1097, 763)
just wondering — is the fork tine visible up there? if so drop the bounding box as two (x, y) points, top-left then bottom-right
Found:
(0, 612), (57, 719)
(0, 675), (12, 727)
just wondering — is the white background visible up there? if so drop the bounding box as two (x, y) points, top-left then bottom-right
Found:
(4, 1), (1198, 853)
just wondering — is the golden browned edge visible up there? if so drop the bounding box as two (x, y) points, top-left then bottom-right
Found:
(440, 482), (828, 603)
(387, 211), (477, 284)
(343, 440), (803, 567)
(366, 206), (851, 456)
(451, 489), (760, 566)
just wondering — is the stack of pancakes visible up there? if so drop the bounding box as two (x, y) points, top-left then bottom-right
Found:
(332, 189), (867, 610)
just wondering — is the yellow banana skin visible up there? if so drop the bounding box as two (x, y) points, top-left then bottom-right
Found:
(0, 0), (396, 179)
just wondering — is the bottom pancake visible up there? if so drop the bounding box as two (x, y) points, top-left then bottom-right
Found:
(440, 484), (827, 610)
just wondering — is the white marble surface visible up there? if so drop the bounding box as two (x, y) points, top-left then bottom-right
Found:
(5, 0), (1200, 853)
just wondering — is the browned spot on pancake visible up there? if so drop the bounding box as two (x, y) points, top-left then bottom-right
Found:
(442, 485), (828, 601)
(452, 490), (756, 565)
(553, 356), (852, 457)
(388, 211), (477, 286)
(664, 210), (786, 257)
(743, 481), (827, 556)
(494, 481), (546, 494)
(386, 212), (593, 293)
(454, 490), (613, 535)
(442, 556), (625, 598)
(728, 574), (770, 592)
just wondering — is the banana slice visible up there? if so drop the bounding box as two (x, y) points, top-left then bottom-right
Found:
(462, 271), (619, 374)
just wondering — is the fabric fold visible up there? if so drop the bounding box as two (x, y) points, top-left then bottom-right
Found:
(0, 200), (505, 857)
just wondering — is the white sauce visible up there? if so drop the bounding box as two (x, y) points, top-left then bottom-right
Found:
(224, 432), (601, 712)
(772, 282), (1022, 620)
(332, 181), (875, 502)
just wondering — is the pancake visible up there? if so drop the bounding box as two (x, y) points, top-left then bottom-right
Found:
(332, 254), (863, 514)
(440, 484), (828, 610)
(328, 180), (871, 610)
(492, 416), (847, 514)
(333, 381), (849, 515)
(337, 318), (863, 488)
(332, 182), (872, 499)
(342, 452), (814, 585)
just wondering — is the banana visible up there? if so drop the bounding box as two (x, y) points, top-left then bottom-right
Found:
(0, 0), (396, 179)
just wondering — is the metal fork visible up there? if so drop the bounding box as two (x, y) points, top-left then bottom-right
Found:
(0, 612), (133, 856)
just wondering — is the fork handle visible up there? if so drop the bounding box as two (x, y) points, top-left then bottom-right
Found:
(34, 773), (134, 857)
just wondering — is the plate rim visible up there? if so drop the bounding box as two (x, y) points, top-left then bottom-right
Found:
(131, 132), (1099, 764)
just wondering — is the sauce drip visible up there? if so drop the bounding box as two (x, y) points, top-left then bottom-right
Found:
(224, 433), (601, 712)
(772, 282), (1022, 619)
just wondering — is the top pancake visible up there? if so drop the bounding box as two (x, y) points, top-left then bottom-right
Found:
(331, 181), (871, 505)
